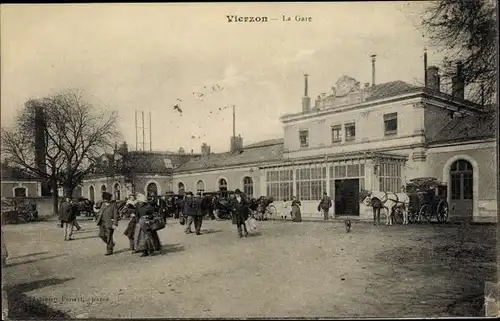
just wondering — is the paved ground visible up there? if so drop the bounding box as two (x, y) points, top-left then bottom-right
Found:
(2, 217), (497, 318)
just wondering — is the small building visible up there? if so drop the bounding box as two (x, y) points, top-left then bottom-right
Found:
(1, 162), (43, 198)
(81, 142), (198, 201)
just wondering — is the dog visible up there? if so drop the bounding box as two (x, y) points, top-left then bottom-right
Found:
(344, 219), (352, 233)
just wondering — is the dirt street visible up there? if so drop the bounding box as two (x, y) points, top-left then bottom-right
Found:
(2, 218), (497, 318)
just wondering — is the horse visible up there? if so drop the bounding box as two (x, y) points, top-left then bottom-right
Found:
(361, 190), (410, 225)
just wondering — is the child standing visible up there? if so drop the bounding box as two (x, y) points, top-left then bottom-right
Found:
(281, 199), (289, 221)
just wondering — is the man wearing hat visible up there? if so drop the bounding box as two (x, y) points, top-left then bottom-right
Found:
(96, 192), (119, 255)
(232, 189), (250, 238)
(182, 191), (203, 235)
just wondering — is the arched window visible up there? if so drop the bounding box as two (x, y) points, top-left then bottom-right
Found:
(114, 183), (121, 200)
(89, 186), (95, 202)
(450, 160), (473, 200)
(243, 176), (254, 197)
(218, 178), (227, 191)
(196, 180), (205, 194)
(147, 182), (158, 197)
(101, 185), (107, 193)
(14, 187), (27, 197)
(178, 182), (185, 194)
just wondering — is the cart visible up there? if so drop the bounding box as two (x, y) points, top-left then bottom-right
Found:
(405, 177), (449, 224)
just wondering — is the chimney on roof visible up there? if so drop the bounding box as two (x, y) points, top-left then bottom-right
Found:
(451, 61), (465, 100)
(302, 74), (311, 112)
(230, 134), (243, 153)
(426, 66), (441, 92)
(370, 54), (377, 86)
(201, 143), (211, 156)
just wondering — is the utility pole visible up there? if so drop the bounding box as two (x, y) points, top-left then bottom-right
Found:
(149, 111), (152, 151)
(232, 105), (236, 138)
(135, 110), (138, 151)
(142, 111), (145, 151)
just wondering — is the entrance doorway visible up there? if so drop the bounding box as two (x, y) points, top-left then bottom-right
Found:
(334, 179), (360, 216)
(450, 159), (473, 220)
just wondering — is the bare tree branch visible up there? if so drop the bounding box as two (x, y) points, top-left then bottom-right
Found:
(1, 89), (120, 213)
(420, 0), (497, 106)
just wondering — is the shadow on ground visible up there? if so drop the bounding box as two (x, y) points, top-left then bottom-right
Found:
(9, 251), (51, 260)
(5, 254), (68, 268)
(202, 229), (222, 234)
(73, 235), (99, 240)
(159, 243), (185, 254)
(5, 277), (75, 319)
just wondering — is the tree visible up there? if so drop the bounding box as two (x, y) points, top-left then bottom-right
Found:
(421, 0), (497, 105)
(1, 89), (120, 214)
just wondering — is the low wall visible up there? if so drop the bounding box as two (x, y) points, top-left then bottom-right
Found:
(5, 196), (62, 218)
(476, 199), (497, 223)
(272, 200), (373, 221)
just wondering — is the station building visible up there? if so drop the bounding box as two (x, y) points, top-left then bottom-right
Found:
(172, 67), (496, 223)
(83, 65), (497, 223)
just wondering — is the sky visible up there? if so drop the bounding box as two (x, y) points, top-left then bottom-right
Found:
(1, 2), (442, 154)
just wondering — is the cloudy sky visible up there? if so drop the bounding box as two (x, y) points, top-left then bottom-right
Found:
(1, 2), (442, 153)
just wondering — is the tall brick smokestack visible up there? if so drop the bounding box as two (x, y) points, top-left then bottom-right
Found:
(32, 101), (49, 195)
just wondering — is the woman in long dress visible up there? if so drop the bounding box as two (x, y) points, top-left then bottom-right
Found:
(123, 196), (138, 251)
(291, 196), (302, 222)
(133, 194), (162, 257)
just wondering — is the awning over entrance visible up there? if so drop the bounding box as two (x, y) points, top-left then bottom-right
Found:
(259, 151), (407, 170)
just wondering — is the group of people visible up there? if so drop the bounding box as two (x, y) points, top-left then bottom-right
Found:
(280, 196), (303, 222)
(58, 188), (334, 256)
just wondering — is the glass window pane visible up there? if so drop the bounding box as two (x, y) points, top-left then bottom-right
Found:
(451, 174), (461, 200)
(347, 164), (359, 177)
(463, 173), (473, 199)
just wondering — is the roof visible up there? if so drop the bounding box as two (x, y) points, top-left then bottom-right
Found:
(90, 151), (197, 176)
(429, 112), (496, 144)
(244, 138), (284, 149)
(365, 81), (419, 101)
(0, 163), (41, 181)
(174, 139), (284, 173)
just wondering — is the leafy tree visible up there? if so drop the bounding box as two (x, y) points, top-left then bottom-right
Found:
(1, 89), (120, 214)
(421, 0), (497, 105)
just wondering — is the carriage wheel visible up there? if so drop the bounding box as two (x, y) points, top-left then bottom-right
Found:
(437, 201), (449, 223)
(419, 204), (432, 223)
(408, 210), (418, 224)
(393, 207), (404, 225)
(17, 215), (28, 224)
(265, 205), (277, 220)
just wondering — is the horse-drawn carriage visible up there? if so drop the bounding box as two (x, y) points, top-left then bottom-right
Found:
(250, 196), (276, 221)
(404, 177), (449, 224)
(75, 197), (95, 217)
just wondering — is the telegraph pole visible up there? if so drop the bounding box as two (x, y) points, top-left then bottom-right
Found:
(232, 105), (236, 138)
(149, 111), (152, 151)
(142, 111), (145, 151)
(135, 110), (138, 151)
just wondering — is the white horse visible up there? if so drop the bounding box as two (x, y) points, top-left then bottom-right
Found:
(362, 191), (410, 225)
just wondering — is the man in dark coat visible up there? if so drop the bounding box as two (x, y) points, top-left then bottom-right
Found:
(182, 192), (203, 235)
(59, 196), (76, 241)
(231, 189), (250, 238)
(96, 192), (118, 255)
(318, 192), (332, 220)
